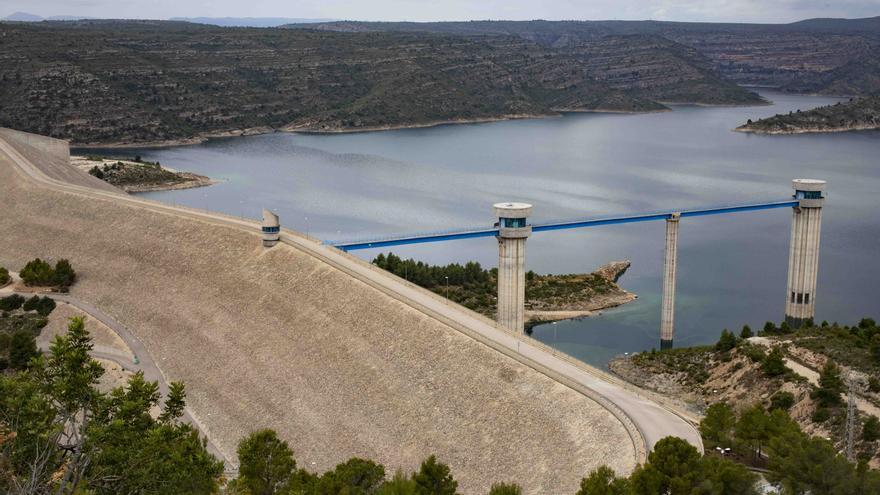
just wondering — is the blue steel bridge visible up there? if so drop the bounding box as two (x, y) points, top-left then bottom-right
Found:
(316, 182), (824, 348)
(324, 198), (800, 252)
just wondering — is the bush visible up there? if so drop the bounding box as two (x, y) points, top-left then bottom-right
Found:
(863, 416), (880, 442)
(770, 391), (796, 411)
(715, 329), (737, 352)
(762, 347), (788, 377)
(20, 258), (54, 286)
(0, 294), (25, 311)
(869, 376), (880, 393)
(812, 407), (831, 423)
(37, 297), (56, 316)
(22, 295), (40, 312)
(0, 266), (9, 285)
(19, 258), (76, 288)
(9, 330), (39, 369)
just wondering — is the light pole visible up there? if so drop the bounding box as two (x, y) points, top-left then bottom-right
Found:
(445, 276), (449, 303)
(305, 216), (310, 240)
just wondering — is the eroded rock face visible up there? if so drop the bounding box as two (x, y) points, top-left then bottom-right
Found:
(595, 260), (631, 284)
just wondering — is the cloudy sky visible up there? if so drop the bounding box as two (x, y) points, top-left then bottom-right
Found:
(4, 0), (880, 23)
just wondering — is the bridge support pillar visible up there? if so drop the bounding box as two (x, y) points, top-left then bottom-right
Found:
(494, 202), (533, 333)
(262, 209), (280, 247)
(660, 213), (680, 349)
(785, 179), (826, 328)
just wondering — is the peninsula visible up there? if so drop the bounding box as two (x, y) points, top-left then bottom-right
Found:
(72, 155), (215, 193)
(372, 253), (636, 329)
(737, 96), (880, 134)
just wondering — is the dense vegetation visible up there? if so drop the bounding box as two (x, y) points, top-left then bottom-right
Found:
(739, 96), (880, 134)
(289, 18), (880, 95)
(626, 317), (880, 466)
(372, 252), (627, 320)
(19, 258), (76, 290)
(0, 267), (9, 286)
(0, 295), (54, 373)
(0, 20), (761, 144)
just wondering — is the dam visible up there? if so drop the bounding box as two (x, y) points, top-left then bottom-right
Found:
(0, 127), (703, 494)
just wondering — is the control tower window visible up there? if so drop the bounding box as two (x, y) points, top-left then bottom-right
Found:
(501, 218), (526, 228)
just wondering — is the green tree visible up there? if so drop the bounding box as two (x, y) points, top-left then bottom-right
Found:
(0, 266), (9, 285)
(23, 295), (41, 312)
(871, 334), (880, 364)
(700, 402), (736, 448)
(715, 329), (737, 352)
(9, 330), (39, 370)
(237, 429), (297, 495)
(413, 455), (458, 495)
(36, 296), (56, 316)
(735, 404), (771, 461)
(20, 258), (54, 286)
(869, 376), (880, 393)
(740, 325), (753, 339)
(318, 458), (385, 495)
(378, 470), (417, 495)
(863, 415), (880, 442)
(0, 293), (25, 311)
(53, 259), (76, 288)
(696, 456), (758, 495)
(769, 391), (795, 412)
(767, 430), (860, 494)
(762, 347), (787, 377)
(576, 466), (629, 495)
(813, 361), (844, 407)
(487, 482), (522, 495)
(763, 321), (777, 334)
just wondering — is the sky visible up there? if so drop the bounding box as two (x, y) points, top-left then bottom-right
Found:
(3, 0), (880, 24)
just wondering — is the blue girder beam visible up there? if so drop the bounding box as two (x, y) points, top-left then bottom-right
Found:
(328, 199), (799, 251)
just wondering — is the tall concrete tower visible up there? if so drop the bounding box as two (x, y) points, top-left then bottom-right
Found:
(660, 212), (680, 349)
(494, 202), (533, 332)
(262, 209), (280, 247)
(785, 179), (826, 327)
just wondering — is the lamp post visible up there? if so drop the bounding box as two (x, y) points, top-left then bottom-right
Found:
(445, 276), (449, 303)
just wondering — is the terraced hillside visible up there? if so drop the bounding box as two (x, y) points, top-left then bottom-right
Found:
(0, 20), (760, 145)
(292, 17), (880, 95)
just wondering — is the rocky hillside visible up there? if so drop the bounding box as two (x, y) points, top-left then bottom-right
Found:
(737, 96), (880, 134)
(610, 319), (880, 466)
(291, 17), (880, 95)
(0, 20), (761, 145)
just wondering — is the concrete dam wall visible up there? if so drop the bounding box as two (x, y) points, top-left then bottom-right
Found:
(0, 130), (636, 494)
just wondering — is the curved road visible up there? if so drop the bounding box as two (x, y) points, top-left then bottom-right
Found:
(0, 283), (235, 471)
(0, 132), (703, 465)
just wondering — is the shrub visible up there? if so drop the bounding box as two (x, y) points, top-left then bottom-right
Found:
(22, 295), (40, 312)
(0, 294), (25, 311)
(715, 329), (737, 352)
(813, 361), (844, 408)
(9, 330), (39, 369)
(769, 391), (796, 411)
(52, 259), (76, 288)
(0, 266), (9, 285)
(869, 376), (880, 393)
(37, 297), (56, 316)
(20, 258), (54, 286)
(812, 407), (831, 423)
(863, 416), (880, 442)
(762, 347), (787, 377)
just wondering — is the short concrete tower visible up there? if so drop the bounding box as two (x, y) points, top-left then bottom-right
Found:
(261, 209), (280, 247)
(785, 179), (826, 327)
(660, 212), (680, 349)
(494, 202), (533, 333)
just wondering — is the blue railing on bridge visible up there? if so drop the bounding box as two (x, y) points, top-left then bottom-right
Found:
(325, 198), (799, 252)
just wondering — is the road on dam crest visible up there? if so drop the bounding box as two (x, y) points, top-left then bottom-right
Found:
(0, 131), (703, 464)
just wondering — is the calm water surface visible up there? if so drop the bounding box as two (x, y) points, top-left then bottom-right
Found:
(80, 91), (880, 368)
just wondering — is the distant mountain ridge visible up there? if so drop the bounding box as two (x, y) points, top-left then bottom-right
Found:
(286, 17), (880, 95)
(170, 17), (337, 27)
(2, 12), (94, 22)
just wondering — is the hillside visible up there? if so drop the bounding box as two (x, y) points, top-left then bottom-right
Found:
(610, 319), (880, 466)
(0, 20), (760, 145)
(289, 17), (880, 95)
(737, 96), (880, 134)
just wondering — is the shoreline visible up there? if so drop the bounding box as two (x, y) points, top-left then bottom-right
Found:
(71, 155), (219, 193)
(71, 99), (773, 149)
(734, 124), (880, 135)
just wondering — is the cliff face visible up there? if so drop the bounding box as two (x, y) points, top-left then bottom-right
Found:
(0, 21), (760, 145)
(737, 96), (880, 134)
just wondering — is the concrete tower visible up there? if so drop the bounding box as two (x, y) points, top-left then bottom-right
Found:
(494, 202), (533, 332)
(785, 179), (826, 327)
(262, 209), (280, 247)
(660, 212), (680, 349)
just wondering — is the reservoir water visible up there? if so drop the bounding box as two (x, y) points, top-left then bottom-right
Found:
(80, 90), (880, 369)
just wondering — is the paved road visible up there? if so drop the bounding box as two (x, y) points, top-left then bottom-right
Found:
(1, 133), (703, 463)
